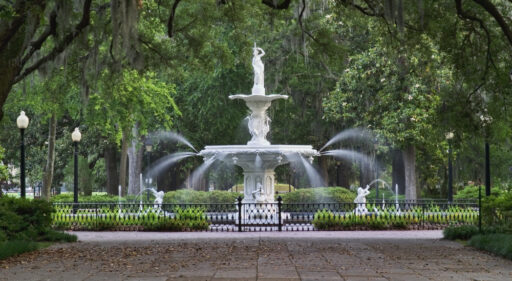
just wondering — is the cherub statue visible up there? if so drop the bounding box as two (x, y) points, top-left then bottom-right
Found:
(354, 185), (370, 214)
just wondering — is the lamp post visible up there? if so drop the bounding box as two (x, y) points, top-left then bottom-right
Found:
(71, 128), (81, 204)
(16, 111), (29, 198)
(445, 132), (454, 202)
(485, 141), (490, 196)
(145, 138), (153, 201)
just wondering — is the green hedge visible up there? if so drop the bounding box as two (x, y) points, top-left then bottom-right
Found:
(280, 187), (356, 204)
(51, 193), (127, 203)
(454, 184), (507, 199)
(443, 225), (480, 240)
(469, 234), (512, 260)
(52, 205), (209, 231)
(0, 197), (76, 260)
(0, 197), (54, 241)
(163, 189), (239, 204)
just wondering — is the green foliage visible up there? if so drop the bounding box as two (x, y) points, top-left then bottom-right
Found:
(163, 189), (239, 204)
(0, 145), (8, 183)
(0, 240), (40, 260)
(469, 234), (512, 260)
(51, 193), (126, 203)
(481, 192), (512, 231)
(312, 204), (478, 231)
(52, 205), (209, 231)
(454, 185), (507, 199)
(88, 69), (179, 141)
(38, 229), (77, 242)
(280, 187), (356, 204)
(0, 197), (54, 241)
(443, 225), (480, 240)
(0, 197), (75, 260)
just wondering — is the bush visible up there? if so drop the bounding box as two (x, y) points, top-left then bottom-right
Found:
(481, 192), (512, 231)
(0, 240), (40, 260)
(51, 193), (127, 203)
(280, 187), (356, 204)
(443, 225), (480, 240)
(0, 197), (54, 241)
(469, 234), (512, 260)
(39, 230), (77, 242)
(454, 184), (507, 200)
(163, 189), (239, 204)
(52, 205), (210, 231)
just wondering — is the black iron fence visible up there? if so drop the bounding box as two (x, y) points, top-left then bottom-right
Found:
(52, 197), (479, 232)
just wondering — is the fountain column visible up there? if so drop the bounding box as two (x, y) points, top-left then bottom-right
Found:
(242, 170), (275, 203)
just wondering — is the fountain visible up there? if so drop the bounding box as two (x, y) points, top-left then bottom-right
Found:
(198, 44), (319, 204)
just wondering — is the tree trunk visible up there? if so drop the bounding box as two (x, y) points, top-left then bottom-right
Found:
(318, 157), (329, 187)
(128, 125), (144, 195)
(337, 161), (350, 188)
(104, 143), (119, 195)
(42, 113), (57, 199)
(403, 145), (417, 200)
(119, 127), (130, 196)
(392, 149), (406, 195)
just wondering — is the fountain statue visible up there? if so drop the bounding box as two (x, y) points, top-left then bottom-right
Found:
(252, 43), (265, 95)
(199, 44), (319, 204)
(354, 185), (370, 214)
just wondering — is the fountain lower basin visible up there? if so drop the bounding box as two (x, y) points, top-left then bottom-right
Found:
(199, 145), (319, 203)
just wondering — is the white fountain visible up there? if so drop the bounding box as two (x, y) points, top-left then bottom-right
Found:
(198, 44), (319, 204)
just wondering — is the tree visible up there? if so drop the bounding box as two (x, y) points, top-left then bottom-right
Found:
(88, 69), (179, 195)
(324, 41), (449, 199)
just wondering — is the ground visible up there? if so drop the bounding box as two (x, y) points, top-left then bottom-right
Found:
(0, 231), (511, 281)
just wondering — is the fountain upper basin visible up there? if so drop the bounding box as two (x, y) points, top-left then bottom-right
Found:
(199, 144), (319, 170)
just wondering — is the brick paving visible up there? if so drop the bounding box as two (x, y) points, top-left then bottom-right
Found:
(0, 231), (511, 281)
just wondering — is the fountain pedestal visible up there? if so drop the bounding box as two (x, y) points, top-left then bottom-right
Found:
(199, 45), (319, 207)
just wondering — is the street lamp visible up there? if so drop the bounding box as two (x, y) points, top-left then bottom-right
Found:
(144, 138), (153, 201)
(16, 111), (29, 198)
(71, 128), (81, 204)
(445, 131), (454, 202)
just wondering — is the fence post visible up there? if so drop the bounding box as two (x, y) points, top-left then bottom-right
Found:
(237, 196), (242, 232)
(478, 185), (482, 233)
(422, 203), (425, 230)
(277, 196), (282, 232)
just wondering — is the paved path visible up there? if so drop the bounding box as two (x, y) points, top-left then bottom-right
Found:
(1, 231), (511, 281)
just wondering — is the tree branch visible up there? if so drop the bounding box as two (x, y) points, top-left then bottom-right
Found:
(472, 0), (512, 48)
(167, 0), (182, 38)
(20, 9), (57, 66)
(298, 0), (320, 45)
(14, 0), (92, 83)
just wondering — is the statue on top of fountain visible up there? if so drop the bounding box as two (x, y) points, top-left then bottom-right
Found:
(252, 43), (265, 95)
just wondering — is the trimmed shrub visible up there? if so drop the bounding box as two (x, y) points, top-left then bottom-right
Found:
(454, 184), (507, 200)
(39, 230), (77, 242)
(469, 234), (512, 260)
(443, 225), (479, 240)
(280, 187), (356, 204)
(51, 193), (127, 203)
(0, 197), (54, 241)
(0, 240), (39, 260)
(163, 189), (239, 204)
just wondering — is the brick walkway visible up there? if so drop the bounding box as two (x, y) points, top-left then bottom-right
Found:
(1, 231), (511, 281)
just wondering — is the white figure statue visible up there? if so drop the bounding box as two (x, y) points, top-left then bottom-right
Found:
(253, 181), (266, 203)
(252, 43), (265, 95)
(153, 190), (164, 210)
(354, 185), (370, 214)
